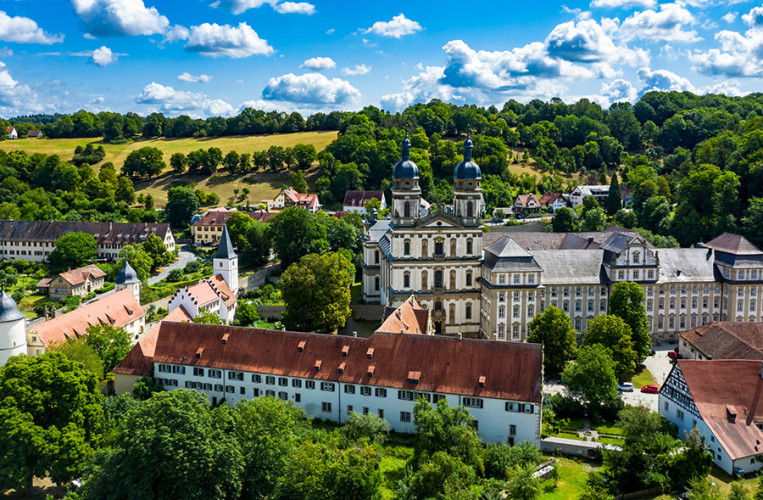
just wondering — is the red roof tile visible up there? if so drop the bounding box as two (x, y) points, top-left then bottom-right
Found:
(151, 322), (543, 402)
(343, 190), (384, 207)
(57, 264), (106, 286)
(677, 359), (763, 460)
(680, 322), (763, 360)
(33, 289), (144, 347)
(378, 295), (430, 335)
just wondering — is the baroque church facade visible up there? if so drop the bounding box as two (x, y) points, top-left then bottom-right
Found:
(363, 137), (763, 342)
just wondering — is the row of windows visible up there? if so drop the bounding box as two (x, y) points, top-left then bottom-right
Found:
(402, 238), (475, 257)
(402, 269), (474, 290)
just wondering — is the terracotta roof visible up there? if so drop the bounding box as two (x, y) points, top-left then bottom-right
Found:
(680, 322), (763, 360)
(57, 264), (106, 286)
(151, 322), (543, 402)
(5, 126), (14, 133)
(703, 233), (762, 256)
(539, 192), (562, 204)
(193, 209), (276, 229)
(676, 360), (763, 460)
(378, 295), (430, 335)
(208, 274), (236, 307)
(114, 305), (192, 377)
(183, 274), (236, 308)
(0, 221), (171, 245)
(281, 189), (319, 207)
(515, 194), (540, 207)
(343, 190), (384, 208)
(36, 278), (51, 288)
(33, 289), (144, 347)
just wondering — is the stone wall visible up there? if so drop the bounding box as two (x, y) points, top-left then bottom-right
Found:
(240, 264), (281, 291)
(257, 305), (285, 320)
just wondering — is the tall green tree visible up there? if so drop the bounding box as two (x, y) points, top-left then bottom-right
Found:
(742, 197), (763, 249)
(170, 152), (187, 174)
(291, 170), (308, 194)
(142, 232), (173, 271)
(115, 244), (153, 283)
(122, 147), (165, 178)
(165, 186), (199, 228)
(280, 251), (353, 333)
(609, 281), (652, 362)
(562, 344), (618, 412)
(77, 390), (243, 500)
(606, 172), (621, 216)
(527, 306), (577, 375)
(413, 398), (484, 473)
(269, 207), (328, 267)
(0, 352), (103, 494)
(48, 232), (97, 271)
(551, 207), (577, 232)
(583, 315), (637, 381)
(84, 324), (132, 374)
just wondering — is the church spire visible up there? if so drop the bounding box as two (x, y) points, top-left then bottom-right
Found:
(401, 132), (411, 161)
(463, 132), (473, 162)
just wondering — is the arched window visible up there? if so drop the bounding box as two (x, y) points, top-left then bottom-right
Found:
(421, 239), (428, 257)
(422, 271), (428, 290)
(434, 269), (443, 288)
(450, 239), (457, 257)
(435, 239), (444, 256)
(465, 303), (472, 320)
(450, 270), (456, 290)
(374, 277), (380, 291)
(466, 271), (473, 287)
(403, 272), (410, 288)
(466, 238), (473, 254)
(467, 201), (474, 218)
(404, 240), (411, 256)
(449, 304), (456, 325)
(404, 202), (411, 218)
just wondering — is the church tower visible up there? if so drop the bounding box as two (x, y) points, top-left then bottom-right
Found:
(215, 225), (239, 296)
(0, 289), (26, 366)
(390, 134), (421, 227)
(115, 261), (141, 302)
(452, 135), (482, 227)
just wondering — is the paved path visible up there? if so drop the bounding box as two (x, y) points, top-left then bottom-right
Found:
(148, 247), (197, 286)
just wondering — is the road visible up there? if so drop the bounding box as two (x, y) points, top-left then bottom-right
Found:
(544, 342), (675, 412)
(148, 246), (197, 286)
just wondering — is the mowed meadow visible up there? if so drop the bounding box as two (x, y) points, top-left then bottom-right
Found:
(0, 131), (338, 205)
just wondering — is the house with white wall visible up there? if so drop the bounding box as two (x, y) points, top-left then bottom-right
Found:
(659, 359), (763, 476)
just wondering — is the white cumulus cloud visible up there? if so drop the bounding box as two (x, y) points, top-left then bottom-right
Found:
(690, 4), (763, 77)
(722, 11), (738, 23)
(601, 78), (639, 102)
(178, 72), (213, 83)
(301, 56), (336, 70)
(590, 0), (656, 8)
(0, 11), (63, 44)
(364, 14), (422, 38)
(0, 61), (45, 115)
(620, 3), (700, 42)
(184, 23), (273, 58)
(91, 46), (118, 66)
(274, 2), (315, 14)
(136, 82), (234, 117)
(70, 0), (169, 37)
(343, 64), (371, 75)
(637, 67), (696, 95)
(546, 18), (648, 65)
(262, 72), (360, 104)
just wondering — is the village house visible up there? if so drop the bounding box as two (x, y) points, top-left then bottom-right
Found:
(36, 264), (106, 300)
(513, 194), (541, 215)
(569, 185), (611, 207)
(678, 322), (763, 361)
(114, 316), (544, 447)
(26, 288), (145, 356)
(26, 130), (43, 138)
(539, 192), (567, 212)
(0, 221), (175, 262)
(659, 359), (763, 476)
(191, 208), (275, 246)
(6, 126), (17, 139)
(168, 226), (238, 324)
(343, 190), (387, 215)
(272, 188), (321, 213)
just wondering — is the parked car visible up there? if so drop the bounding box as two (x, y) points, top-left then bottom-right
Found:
(617, 382), (634, 392)
(640, 385), (659, 393)
(667, 349), (681, 360)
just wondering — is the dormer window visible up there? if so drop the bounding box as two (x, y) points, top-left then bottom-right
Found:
(633, 252), (640, 264)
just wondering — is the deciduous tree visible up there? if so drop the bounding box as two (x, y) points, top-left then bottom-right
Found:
(48, 232), (97, 271)
(609, 281), (652, 362)
(165, 186), (199, 228)
(562, 344), (618, 412)
(583, 315), (637, 381)
(527, 306), (577, 375)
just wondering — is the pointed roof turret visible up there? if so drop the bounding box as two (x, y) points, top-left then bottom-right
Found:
(393, 132), (419, 180)
(216, 225), (237, 260)
(115, 261), (140, 285)
(454, 133), (481, 180)
(0, 288), (24, 323)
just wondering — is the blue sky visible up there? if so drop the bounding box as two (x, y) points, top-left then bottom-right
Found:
(0, 0), (762, 118)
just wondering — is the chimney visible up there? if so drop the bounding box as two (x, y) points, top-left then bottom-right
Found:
(457, 332), (462, 342)
(353, 331), (358, 338)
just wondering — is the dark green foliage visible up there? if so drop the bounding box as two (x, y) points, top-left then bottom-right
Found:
(606, 172), (621, 215)
(527, 305), (577, 375)
(583, 315), (637, 381)
(562, 344), (619, 412)
(551, 207), (577, 232)
(413, 398), (484, 473)
(122, 147), (165, 178)
(165, 186), (199, 228)
(48, 232), (97, 271)
(233, 301), (260, 326)
(483, 441), (543, 480)
(343, 412), (391, 443)
(609, 282), (652, 362)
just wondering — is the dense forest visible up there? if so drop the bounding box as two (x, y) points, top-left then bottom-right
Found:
(3, 90), (763, 248)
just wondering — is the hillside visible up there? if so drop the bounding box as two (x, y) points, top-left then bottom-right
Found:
(0, 131), (338, 170)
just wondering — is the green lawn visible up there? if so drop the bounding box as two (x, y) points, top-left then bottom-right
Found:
(379, 445), (412, 500)
(631, 366), (658, 389)
(540, 457), (597, 499)
(556, 431), (585, 441)
(593, 423), (624, 436)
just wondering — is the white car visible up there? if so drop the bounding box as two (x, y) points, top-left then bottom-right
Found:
(617, 382), (634, 392)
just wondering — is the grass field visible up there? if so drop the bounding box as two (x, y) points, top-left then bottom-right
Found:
(540, 457), (598, 499)
(0, 131), (338, 167)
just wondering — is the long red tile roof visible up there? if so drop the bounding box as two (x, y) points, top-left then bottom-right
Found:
(150, 322), (543, 402)
(57, 264), (107, 286)
(33, 289), (144, 347)
(680, 322), (763, 360)
(677, 359), (763, 460)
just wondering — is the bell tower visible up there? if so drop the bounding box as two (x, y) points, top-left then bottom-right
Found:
(391, 134), (421, 227)
(452, 135), (482, 227)
(215, 225), (239, 296)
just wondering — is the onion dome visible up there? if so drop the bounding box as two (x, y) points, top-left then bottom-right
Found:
(393, 133), (419, 179)
(453, 134), (481, 180)
(0, 289), (24, 323)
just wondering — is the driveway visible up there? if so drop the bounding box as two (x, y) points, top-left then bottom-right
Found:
(148, 246), (197, 286)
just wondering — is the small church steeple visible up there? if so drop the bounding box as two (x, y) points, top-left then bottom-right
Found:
(453, 134), (482, 226)
(215, 225), (239, 296)
(391, 133), (422, 227)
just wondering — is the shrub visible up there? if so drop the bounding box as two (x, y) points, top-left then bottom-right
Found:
(183, 259), (203, 274)
(167, 268), (185, 283)
(342, 412), (390, 443)
(484, 441), (543, 480)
